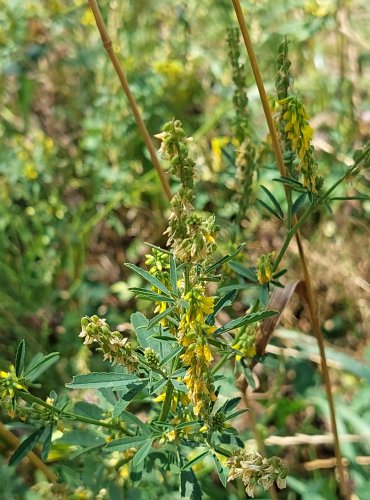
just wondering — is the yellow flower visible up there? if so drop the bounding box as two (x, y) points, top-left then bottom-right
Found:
(256, 252), (274, 285)
(0, 366), (28, 399)
(211, 137), (239, 171)
(81, 9), (95, 26)
(23, 162), (38, 181)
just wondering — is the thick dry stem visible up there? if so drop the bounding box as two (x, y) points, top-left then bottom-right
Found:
(231, 1), (350, 496)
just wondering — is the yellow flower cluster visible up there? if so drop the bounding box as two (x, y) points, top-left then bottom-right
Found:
(211, 136), (239, 172)
(145, 250), (172, 326)
(178, 286), (217, 417)
(256, 252), (275, 285)
(0, 366), (27, 400)
(233, 324), (258, 360)
(279, 97), (322, 192)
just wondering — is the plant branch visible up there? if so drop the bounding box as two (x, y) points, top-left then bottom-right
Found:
(17, 390), (133, 435)
(88, 0), (172, 201)
(231, 1), (349, 496)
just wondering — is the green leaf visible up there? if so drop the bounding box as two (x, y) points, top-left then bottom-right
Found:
(57, 430), (105, 447)
(152, 335), (177, 342)
(15, 340), (26, 377)
(125, 263), (172, 296)
(206, 290), (237, 326)
(273, 268), (288, 279)
(180, 467), (203, 500)
(73, 402), (104, 420)
(205, 244), (245, 274)
(9, 426), (46, 466)
(215, 310), (278, 335)
(171, 367), (188, 378)
(148, 305), (176, 329)
(171, 378), (188, 392)
(145, 242), (172, 255)
(41, 424), (53, 461)
(257, 198), (284, 221)
(159, 345), (183, 368)
(181, 450), (209, 470)
(66, 372), (138, 390)
(105, 435), (149, 452)
(260, 185), (284, 219)
(273, 176), (306, 191)
(131, 312), (161, 351)
(132, 438), (153, 467)
(224, 408), (249, 421)
(129, 288), (175, 303)
(218, 283), (255, 294)
(176, 421), (201, 430)
(119, 410), (151, 436)
(228, 261), (258, 282)
(292, 193), (308, 215)
(170, 255), (178, 294)
(112, 381), (148, 417)
(258, 284), (269, 306)
(212, 452), (227, 487)
(149, 378), (168, 396)
(219, 397), (241, 414)
(24, 352), (60, 382)
(242, 364), (256, 390)
(329, 194), (369, 201)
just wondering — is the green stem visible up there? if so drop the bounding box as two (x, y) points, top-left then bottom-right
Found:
(158, 381), (174, 422)
(17, 390), (132, 435)
(273, 155), (368, 272)
(211, 353), (229, 375)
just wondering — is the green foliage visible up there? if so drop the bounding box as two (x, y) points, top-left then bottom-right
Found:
(1, 0), (370, 499)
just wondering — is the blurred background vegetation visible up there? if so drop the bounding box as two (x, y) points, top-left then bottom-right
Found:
(0, 0), (369, 498)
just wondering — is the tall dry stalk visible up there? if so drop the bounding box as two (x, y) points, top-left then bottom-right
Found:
(88, 0), (172, 201)
(231, 0), (350, 497)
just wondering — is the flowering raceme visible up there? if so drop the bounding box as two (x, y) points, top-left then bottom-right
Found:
(278, 94), (323, 193)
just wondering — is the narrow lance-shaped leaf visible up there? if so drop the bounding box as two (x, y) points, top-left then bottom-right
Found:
(170, 255), (178, 294)
(159, 345), (183, 368)
(257, 198), (284, 221)
(41, 424), (54, 461)
(125, 263), (172, 297)
(273, 176), (306, 191)
(112, 381), (148, 418)
(105, 435), (149, 452)
(181, 450), (209, 470)
(206, 290), (237, 326)
(129, 288), (175, 303)
(9, 426), (46, 466)
(212, 452), (227, 487)
(292, 192), (308, 215)
(205, 244), (245, 274)
(66, 372), (139, 389)
(260, 185), (284, 219)
(218, 397), (241, 414)
(229, 261), (258, 282)
(215, 310), (278, 335)
(15, 340), (26, 377)
(148, 305), (176, 329)
(132, 438), (153, 467)
(24, 352), (60, 382)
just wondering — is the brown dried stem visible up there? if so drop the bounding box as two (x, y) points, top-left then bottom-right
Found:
(231, 0), (349, 496)
(0, 421), (58, 483)
(88, 0), (172, 201)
